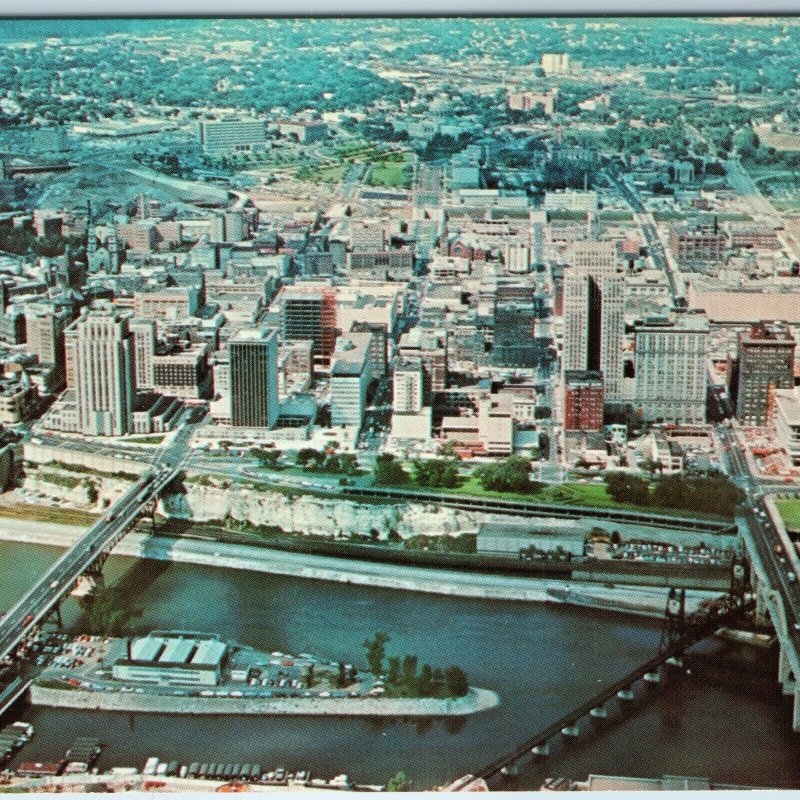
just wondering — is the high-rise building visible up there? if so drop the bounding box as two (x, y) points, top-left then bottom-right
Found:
(633, 311), (709, 424)
(198, 118), (266, 154)
(129, 318), (156, 390)
(563, 370), (604, 431)
(330, 333), (374, 428)
(733, 321), (796, 426)
(280, 287), (337, 367)
(25, 303), (69, 369)
(541, 52), (570, 75)
(562, 242), (624, 403)
(391, 358), (432, 441)
(67, 310), (136, 436)
(229, 328), (278, 429)
(393, 358), (424, 414)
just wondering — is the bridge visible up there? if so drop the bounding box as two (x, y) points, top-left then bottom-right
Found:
(455, 586), (753, 790)
(717, 422), (800, 731)
(0, 462), (183, 667)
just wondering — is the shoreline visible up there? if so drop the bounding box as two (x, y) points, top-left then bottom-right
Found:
(0, 517), (719, 618)
(29, 685), (500, 717)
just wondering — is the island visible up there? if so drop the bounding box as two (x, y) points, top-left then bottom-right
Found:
(30, 630), (499, 717)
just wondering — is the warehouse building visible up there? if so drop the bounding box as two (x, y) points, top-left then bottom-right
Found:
(111, 632), (228, 686)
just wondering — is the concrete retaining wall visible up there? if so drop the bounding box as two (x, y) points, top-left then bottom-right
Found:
(30, 685), (500, 717)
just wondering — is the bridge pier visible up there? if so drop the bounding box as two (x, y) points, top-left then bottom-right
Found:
(617, 689), (635, 701)
(754, 587), (770, 627)
(779, 645), (797, 694)
(589, 706), (607, 719)
(561, 725), (580, 737)
(665, 657), (683, 668)
(531, 745), (549, 756)
(499, 763), (521, 778)
(643, 671), (661, 684)
(794, 688), (800, 733)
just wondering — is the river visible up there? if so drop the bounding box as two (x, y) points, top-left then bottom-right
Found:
(0, 540), (798, 790)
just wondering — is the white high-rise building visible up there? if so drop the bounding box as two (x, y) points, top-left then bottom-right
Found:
(330, 333), (374, 428)
(541, 52), (570, 75)
(562, 242), (624, 403)
(68, 310), (136, 436)
(633, 311), (709, 424)
(393, 359), (424, 414)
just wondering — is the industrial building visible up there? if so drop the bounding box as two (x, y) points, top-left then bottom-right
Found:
(111, 632), (228, 687)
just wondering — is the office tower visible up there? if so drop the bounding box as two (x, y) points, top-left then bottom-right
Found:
(734, 321), (796, 426)
(280, 287), (337, 365)
(330, 333), (374, 427)
(394, 358), (424, 414)
(198, 118), (266, 154)
(68, 310), (136, 436)
(562, 241), (624, 403)
(563, 370), (604, 431)
(25, 303), (69, 370)
(633, 311), (709, 424)
(129, 318), (156, 390)
(229, 327), (278, 428)
(541, 52), (570, 75)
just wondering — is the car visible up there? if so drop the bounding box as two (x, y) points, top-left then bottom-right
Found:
(49, 580), (59, 589)
(789, 572), (797, 583)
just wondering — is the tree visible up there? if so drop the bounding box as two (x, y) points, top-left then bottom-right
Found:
(296, 447), (324, 467)
(413, 458), (461, 489)
(252, 447), (281, 466)
(386, 656), (401, 686)
(604, 472), (650, 506)
(79, 586), (143, 637)
(336, 661), (347, 688)
(417, 663), (434, 697)
(386, 772), (410, 792)
(401, 654), (418, 688)
(348, 665), (358, 683)
(373, 454), (410, 486)
(444, 665), (470, 698)
(339, 452), (360, 476)
(363, 632), (390, 677)
(474, 456), (538, 494)
(304, 664), (315, 688)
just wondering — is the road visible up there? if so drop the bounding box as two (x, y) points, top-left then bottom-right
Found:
(603, 160), (685, 301)
(725, 157), (782, 222)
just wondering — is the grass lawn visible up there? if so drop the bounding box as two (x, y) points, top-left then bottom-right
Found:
(0, 502), (99, 527)
(396, 475), (729, 521)
(776, 498), (800, 531)
(367, 161), (411, 189)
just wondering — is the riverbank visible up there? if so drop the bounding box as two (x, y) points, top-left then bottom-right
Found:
(29, 685), (499, 717)
(0, 518), (719, 618)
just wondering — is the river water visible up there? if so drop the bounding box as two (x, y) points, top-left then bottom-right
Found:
(0, 540), (798, 789)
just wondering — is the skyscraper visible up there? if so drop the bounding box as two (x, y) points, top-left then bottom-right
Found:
(68, 310), (136, 436)
(129, 318), (156, 390)
(633, 310), (709, 424)
(229, 327), (278, 428)
(733, 321), (796, 426)
(562, 241), (624, 403)
(280, 287), (337, 367)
